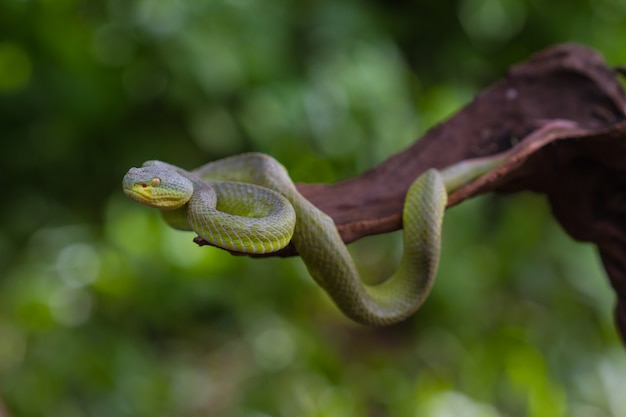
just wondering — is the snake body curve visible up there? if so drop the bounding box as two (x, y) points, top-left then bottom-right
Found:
(122, 152), (505, 326)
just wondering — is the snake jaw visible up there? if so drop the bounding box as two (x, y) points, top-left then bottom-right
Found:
(123, 182), (154, 202)
(123, 183), (189, 209)
(122, 181), (156, 206)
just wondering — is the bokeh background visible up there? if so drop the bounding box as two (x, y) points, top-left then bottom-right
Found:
(2, 0), (626, 416)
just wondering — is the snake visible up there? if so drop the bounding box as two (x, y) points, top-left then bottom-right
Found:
(122, 152), (506, 326)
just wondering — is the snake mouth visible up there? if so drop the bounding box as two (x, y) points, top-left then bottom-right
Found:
(123, 183), (153, 204)
(123, 183), (188, 209)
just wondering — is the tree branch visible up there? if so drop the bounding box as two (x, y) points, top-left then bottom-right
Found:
(195, 43), (626, 343)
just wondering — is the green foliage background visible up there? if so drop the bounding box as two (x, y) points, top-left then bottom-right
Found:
(1, 0), (626, 416)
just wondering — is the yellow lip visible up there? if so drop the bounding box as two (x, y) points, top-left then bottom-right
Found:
(123, 184), (187, 209)
(123, 184), (152, 203)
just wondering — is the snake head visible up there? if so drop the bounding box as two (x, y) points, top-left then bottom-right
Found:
(122, 165), (194, 209)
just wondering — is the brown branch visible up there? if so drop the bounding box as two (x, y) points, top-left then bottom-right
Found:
(195, 43), (626, 343)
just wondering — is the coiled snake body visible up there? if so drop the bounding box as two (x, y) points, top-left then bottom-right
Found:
(122, 152), (504, 326)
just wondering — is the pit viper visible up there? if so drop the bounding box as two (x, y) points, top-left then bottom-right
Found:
(122, 152), (506, 326)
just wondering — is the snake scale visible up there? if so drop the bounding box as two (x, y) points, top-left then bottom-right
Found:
(122, 152), (506, 326)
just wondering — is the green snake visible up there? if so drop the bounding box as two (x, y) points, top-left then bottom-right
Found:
(122, 152), (506, 326)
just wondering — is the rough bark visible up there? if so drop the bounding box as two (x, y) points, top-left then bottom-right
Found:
(196, 43), (626, 343)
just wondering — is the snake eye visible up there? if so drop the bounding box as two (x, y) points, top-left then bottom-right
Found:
(151, 177), (161, 187)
